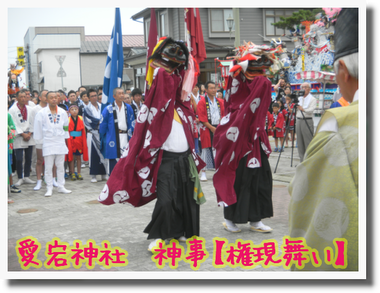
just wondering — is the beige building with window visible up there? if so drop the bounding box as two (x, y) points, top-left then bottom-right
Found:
(128, 8), (300, 87)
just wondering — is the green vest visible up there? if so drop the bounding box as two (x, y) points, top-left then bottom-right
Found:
(288, 101), (358, 271)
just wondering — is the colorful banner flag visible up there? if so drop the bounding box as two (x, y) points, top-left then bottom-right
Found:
(102, 8), (124, 109)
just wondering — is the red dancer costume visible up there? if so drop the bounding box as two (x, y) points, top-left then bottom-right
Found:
(98, 37), (206, 249)
(67, 115), (88, 163)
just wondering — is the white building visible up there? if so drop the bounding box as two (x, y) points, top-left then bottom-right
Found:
(24, 26), (144, 93)
(24, 27), (84, 92)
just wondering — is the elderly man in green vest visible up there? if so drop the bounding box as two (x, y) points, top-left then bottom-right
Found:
(288, 8), (359, 271)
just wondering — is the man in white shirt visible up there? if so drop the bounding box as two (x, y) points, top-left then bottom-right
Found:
(9, 89), (36, 187)
(197, 81), (224, 181)
(296, 82), (317, 162)
(31, 89), (48, 190)
(34, 91), (72, 196)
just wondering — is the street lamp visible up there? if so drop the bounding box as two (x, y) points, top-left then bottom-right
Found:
(226, 14), (234, 40)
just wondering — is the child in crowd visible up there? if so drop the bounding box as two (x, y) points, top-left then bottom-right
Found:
(270, 103), (285, 152)
(285, 94), (296, 148)
(67, 104), (88, 180)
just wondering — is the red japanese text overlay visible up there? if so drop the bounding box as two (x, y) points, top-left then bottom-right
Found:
(15, 236), (43, 270)
(16, 237), (128, 270)
(151, 236), (209, 270)
(212, 237), (282, 269)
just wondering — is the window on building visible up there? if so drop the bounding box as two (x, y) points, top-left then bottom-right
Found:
(160, 11), (169, 37)
(210, 9), (235, 32)
(264, 9), (297, 37)
(39, 61), (42, 74)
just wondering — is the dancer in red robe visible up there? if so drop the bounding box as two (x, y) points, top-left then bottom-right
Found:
(98, 37), (205, 251)
(213, 42), (279, 233)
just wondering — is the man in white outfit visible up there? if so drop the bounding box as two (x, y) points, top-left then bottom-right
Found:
(8, 89), (36, 187)
(31, 90), (48, 190)
(33, 91), (72, 196)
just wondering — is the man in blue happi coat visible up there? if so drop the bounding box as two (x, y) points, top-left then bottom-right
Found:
(99, 87), (135, 175)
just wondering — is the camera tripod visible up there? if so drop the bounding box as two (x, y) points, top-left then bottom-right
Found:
(273, 102), (314, 173)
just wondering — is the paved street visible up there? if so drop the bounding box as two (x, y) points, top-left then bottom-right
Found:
(8, 138), (300, 273)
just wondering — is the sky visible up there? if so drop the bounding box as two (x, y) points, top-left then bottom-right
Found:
(7, 7), (146, 65)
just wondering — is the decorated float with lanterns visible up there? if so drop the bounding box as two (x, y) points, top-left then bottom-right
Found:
(215, 7), (341, 123)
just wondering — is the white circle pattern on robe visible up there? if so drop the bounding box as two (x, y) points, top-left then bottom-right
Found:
(138, 166), (151, 179)
(137, 105), (149, 123)
(225, 89), (231, 102)
(313, 197), (349, 241)
(226, 127), (239, 142)
(144, 130), (152, 148)
(176, 108), (187, 123)
(231, 78), (240, 95)
(247, 157), (260, 168)
(98, 184), (109, 201)
(250, 98), (261, 114)
(141, 180), (153, 197)
(148, 107), (158, 124)
(109, 141), (115, 147)
(113, 190), (130, 203)
(220, 113), (231, 125)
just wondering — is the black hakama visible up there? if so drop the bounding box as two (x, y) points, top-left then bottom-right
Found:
(224, 146), (273, 223)
(144, 150), (200, 240)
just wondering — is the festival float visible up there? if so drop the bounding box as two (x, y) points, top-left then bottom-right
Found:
(8, 64), (24, 96)
(215, 8), (341, 125)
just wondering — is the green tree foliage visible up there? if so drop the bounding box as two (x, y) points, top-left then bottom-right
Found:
(272, 9), (324, 31)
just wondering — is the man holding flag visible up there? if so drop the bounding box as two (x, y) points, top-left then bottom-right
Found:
(99, 8), (135, 176)
(101, 8), (124, 110)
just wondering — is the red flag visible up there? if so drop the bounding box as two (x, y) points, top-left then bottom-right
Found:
(145, 8), (158, 91)
(185, 8), (207, 64)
